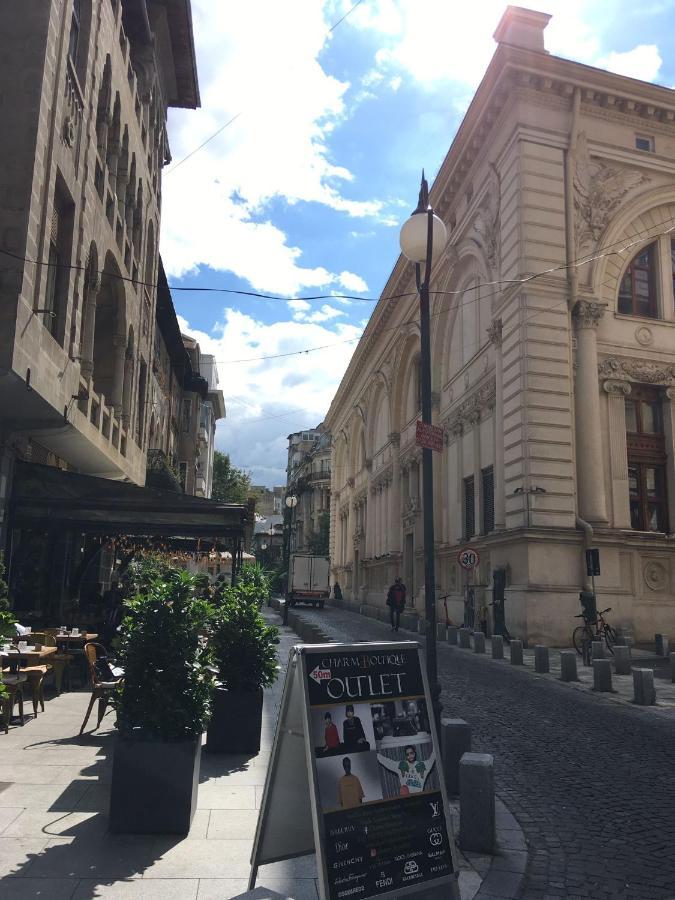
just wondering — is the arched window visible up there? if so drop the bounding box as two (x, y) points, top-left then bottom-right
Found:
(618, 243), (657, 318)
(69, 1), (92, 86)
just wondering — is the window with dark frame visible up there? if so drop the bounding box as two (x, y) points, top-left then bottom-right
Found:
(463, 475), (475, 540)
(635, 134), (654, 152)
(618, 243), (658, 318)
(68, 0), (81, 64)
(625, 386), (668, 533)
(481, 466), (494, 534)
(43, 182), (74, 345)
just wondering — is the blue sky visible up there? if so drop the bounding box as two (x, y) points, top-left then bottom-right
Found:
(160, 0), (675, 486)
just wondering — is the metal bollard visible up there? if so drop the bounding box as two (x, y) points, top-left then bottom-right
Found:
(633, 668), (656, 705)
(447, 626), (458, 645)
(559, 650), (578, 682)
(459, 628), (472, 649)
(613, 645), (632, 676)
(670, 652), (675, 684)
(473, 632), (486, 654)
(441, 718), (472, 795)
(591, 641), (605, 660)
(510, 639), (523, 665)
(437, 623), (447, 642)
(491, 634), (504, 659)
(593, 658), (613, 692)
(655, 634), (669, 657)
(459, 752), (495, 854)
(534, 645), (549, 674)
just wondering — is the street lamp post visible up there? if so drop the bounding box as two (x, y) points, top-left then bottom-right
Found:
(399, 172), (447, 729)
(283, 494), (298, 625)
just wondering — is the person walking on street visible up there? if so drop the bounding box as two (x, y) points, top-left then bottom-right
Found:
(386, 577), (406, 631)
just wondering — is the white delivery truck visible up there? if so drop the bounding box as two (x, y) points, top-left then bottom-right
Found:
(288, 553), (330, 608)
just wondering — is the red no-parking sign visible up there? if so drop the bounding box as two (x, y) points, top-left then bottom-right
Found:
(457, 548), (480, 571)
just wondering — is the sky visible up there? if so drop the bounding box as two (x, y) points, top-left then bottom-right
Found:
(160, 0), (675, 487)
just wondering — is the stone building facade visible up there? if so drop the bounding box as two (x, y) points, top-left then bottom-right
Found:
(286, 425), (331, 553)
(326, 7), (675, 644)
(0, 0), (198, 539)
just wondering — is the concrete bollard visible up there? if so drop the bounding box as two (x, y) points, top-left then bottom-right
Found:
(655, 634), (669, 657)
(534, 645), (549, 674)
(459, 628), (472, 649)
(614, 645), (632, 676)
(459, 752), (495, 854)
(633, 668), (656, 705)
(491, 634), (504, 659)
(441, 718), (472, 795)
(473, 632), (486, 653)
(559, 650), (578, 682)
(447, 626), (458, 645)
(670, 652), (675, 684)
(510, 639), (523, 665)
(591, 641), (605, 660)
(593, 658), (613, 692)
(437, 623), (447, 642)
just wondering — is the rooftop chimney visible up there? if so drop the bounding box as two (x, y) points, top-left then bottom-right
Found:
(493, 6), (551, 53)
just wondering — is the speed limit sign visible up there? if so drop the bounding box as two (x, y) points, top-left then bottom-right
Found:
(457, 548), (480, 571)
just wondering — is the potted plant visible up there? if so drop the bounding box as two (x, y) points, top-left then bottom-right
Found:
(0, 556), (14, 704)
(109, 564), (214, 833)
(206, 576), (279, 754)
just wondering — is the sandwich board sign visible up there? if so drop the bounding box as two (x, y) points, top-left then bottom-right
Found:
(249, 641), (459, 900)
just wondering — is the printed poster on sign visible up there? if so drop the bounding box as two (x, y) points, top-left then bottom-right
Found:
(304, 645), (457, 900)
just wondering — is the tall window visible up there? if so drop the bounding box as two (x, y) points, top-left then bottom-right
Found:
(44, 180), (74, 345)
(463, 476), (475, 540)
(626, 387), (668, 532)
(68, 0), (81, 64)
(618, 243), (657, 318)
(481, 466), (494, 535)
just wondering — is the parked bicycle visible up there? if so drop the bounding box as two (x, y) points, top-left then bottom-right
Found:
(572, 606), (617, 656)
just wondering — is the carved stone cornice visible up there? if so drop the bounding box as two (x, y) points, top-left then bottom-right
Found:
(598, 356), (675, 385)
(441, 378), (496, 434)
(372, 463), (393, 490)
(572, 300), (606, 330)
(603, 379), (632, 397)
(471, 163), (501, 271)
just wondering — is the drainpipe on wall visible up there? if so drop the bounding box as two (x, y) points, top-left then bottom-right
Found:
(565, 88), (593, 593)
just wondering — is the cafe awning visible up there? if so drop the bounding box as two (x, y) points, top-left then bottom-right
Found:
(10, 461), (251, 542)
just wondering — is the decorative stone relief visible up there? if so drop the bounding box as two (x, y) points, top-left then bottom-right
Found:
(403, 498), (420, 528)
(441, 378), (496, 433)
(572, 299), (607, 329)
(487, 317), (503, 347)
(598, 356), (675, 385)
(603, 379), (632, 397)
(643, 560), (669, 593)
(574, 132), (650, 253)
(472, 164), (501, 271)
(635, 326), (653, 347)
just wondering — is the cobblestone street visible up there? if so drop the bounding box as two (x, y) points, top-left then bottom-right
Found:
(286, 604), (675, 900)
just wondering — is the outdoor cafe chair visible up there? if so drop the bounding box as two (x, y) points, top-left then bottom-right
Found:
(79, 642), (123, 736)
(2, 648), (27, 734)
(43, 632), (73, 694)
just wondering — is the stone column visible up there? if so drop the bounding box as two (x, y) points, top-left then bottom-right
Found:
(366, 486), (375, 558)
(383, 478), (390, 555)
(489, 318), (506, 528)
(346, 480), (355, 566)
(573, 300), (608, 523)
(79, 275), (100, 379)
(121, 349), (134, 428)
(662, 387), (675, 531)
(389, 434), (401, 553)
(110, 334), (126, 415)
(603, 379), (632, 529)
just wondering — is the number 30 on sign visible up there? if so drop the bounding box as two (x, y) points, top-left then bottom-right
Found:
(457, 548), (480, 571)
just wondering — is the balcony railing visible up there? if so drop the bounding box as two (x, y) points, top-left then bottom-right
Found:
(76, 376), (127, 457)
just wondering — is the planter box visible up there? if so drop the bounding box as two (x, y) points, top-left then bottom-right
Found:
(206, 686), (263, 754)
(109, 734), (201, 833)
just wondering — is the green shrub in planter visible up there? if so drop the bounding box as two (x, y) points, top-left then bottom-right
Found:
(206, 582), (279, 754)
(0, 556), (13, 702)
(109, 567), (214, 833)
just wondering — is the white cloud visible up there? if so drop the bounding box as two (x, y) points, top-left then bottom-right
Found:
(597, 44), (663, 81)
(176, 310), (363, 484)
(161, 0), (376, 293)
(337, 271), (369, 293)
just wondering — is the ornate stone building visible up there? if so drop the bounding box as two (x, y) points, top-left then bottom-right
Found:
(326, 6), (675, 644)
(286, 425), (331, 553)
(0, 0), (198, 537)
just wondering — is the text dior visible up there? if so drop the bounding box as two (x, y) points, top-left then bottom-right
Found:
(326, 672), (407, 700)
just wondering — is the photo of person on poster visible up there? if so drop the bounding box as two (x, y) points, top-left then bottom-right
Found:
(369, 698), (431, 747)
(376, 743), (438, 797)
(315, 751), (383, 812)
(311, 703), (376, 757)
